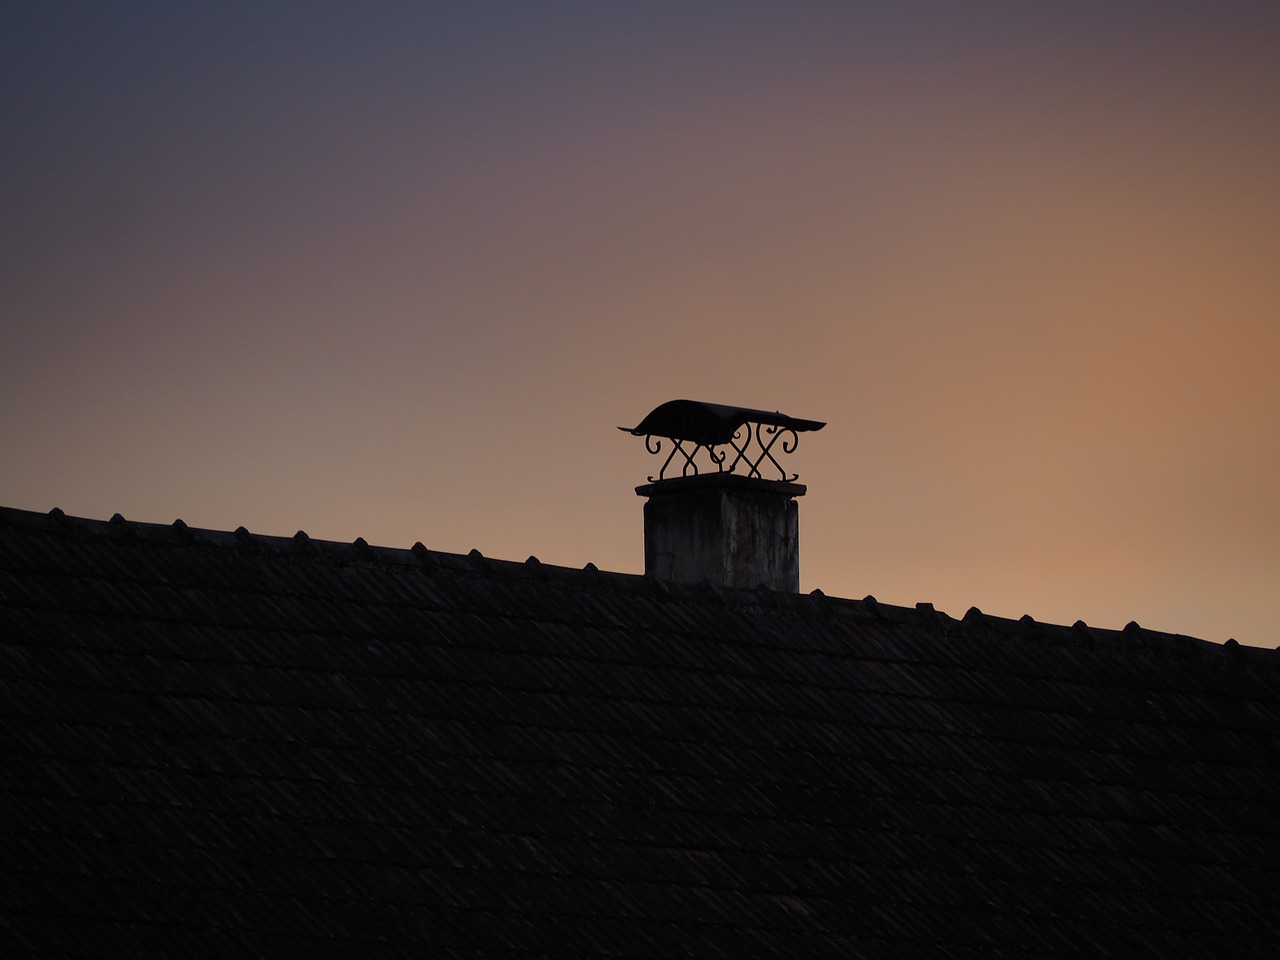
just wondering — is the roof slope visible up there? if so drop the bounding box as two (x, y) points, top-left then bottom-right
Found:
(2, 505), (1278, 958)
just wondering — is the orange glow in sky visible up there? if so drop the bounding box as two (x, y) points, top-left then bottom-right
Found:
(3, 3), (1278, 645)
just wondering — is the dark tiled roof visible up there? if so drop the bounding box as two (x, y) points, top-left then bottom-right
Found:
(2, 504), (1278, 958)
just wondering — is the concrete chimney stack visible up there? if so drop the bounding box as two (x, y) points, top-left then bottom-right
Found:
(620, 400), (824, 593)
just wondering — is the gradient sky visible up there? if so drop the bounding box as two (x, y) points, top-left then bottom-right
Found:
(3, 2), (1278, 646)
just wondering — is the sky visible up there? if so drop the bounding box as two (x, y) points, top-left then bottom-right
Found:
(3, 2), (1278, 647)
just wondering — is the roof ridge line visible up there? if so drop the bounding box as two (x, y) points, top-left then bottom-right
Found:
(3, 504), (1272, 662)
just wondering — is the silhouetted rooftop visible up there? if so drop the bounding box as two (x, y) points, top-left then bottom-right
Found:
(2, 505), (1278, 957)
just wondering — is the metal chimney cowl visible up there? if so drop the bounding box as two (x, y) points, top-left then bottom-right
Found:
(620, 400), (825, 593)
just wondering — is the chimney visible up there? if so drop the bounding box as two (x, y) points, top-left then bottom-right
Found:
(620, 400), (825, 592)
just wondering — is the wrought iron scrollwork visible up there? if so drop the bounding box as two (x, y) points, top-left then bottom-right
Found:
(640, 420), (805, 482)
(722, 422), (802, 482)
(643, 436), (724, 482)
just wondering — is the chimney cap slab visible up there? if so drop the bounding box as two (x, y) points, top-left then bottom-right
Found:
(635, 473), (807, 498)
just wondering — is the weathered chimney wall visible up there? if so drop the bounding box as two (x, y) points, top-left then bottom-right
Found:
(637, 474), (804, 592)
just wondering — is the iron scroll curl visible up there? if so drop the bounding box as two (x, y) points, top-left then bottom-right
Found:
(643, 436), (727, 483)
(722, 422), (802, 482)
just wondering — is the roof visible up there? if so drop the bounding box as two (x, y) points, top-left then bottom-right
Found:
(3, 504), (1279, 957)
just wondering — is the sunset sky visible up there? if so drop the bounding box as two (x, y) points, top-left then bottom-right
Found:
(3, 2), (1278, 646)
